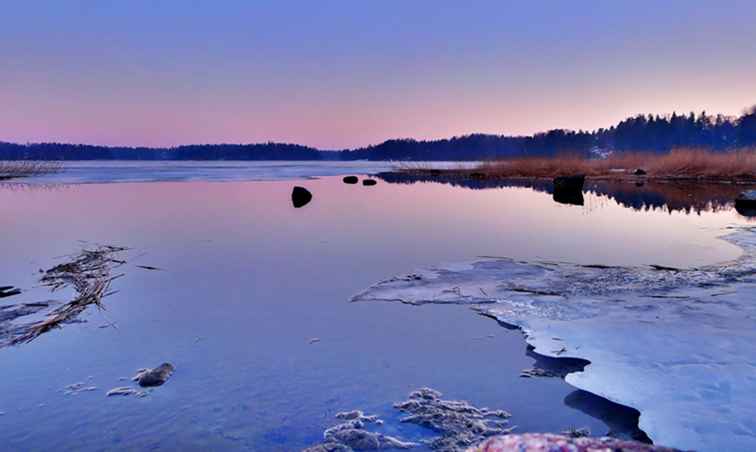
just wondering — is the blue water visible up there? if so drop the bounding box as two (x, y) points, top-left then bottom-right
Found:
(0, 163), (748, 450)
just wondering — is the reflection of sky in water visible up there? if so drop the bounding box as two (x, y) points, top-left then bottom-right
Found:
(0, 177), (749, 450)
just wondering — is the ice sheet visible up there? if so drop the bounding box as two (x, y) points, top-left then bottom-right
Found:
(351, 227), (756, 451)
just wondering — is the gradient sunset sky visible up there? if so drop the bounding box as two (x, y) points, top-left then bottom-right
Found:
(2, 0), (755, 149)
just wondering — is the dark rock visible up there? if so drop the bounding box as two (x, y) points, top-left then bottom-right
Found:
(553, 175), (585, 206)
(553, 191), (584, 206)
(553, 174), (585, 193)
(735, 190), (756, 208)
(342, 176), (359, 184)
(0, 286), (21, 299)
(735, 191), (756, 217)
(134, 363), (175, 387)
(362, 179), (377, 186)
(429, 169), (442, 176)
(470, 172), (486, 179)
(291, 186), (313, 208)
(633, 168), (647, 176)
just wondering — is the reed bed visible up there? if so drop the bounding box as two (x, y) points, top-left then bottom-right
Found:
(479, 148), (756, 179)
(397, 148), (756, 181)
(0, 161), (62, 180)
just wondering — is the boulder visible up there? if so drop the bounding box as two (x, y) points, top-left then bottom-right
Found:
(553, 174), (585, 193)
(633, 168), (648, 176)
(552, 175), (585, 206)
(342, 176), (359, 184)
(735, 190), (756, 217)
(0, 286), (21, 299)
(553, 191), (584, 206)
(133, 363), (175, 387)
(735, 190), (756, 207)
(362, 179), (377, 186)
(291, 186), (313, 208)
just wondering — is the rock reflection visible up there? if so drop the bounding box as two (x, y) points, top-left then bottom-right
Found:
(376, 172), (756, 218)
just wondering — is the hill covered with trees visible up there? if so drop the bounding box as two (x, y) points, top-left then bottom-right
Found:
(2, 107), (755, 161)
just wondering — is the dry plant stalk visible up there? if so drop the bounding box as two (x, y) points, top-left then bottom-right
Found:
(10, 245), (128, 345)
(398, 148), (756, 180)
(479, 148), (756, 179)
(0, 161), (62, 180)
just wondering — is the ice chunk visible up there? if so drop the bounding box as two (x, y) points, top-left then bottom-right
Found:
(352, 227), (756, 452)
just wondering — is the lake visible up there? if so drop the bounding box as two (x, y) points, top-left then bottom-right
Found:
(0, 161), (751, 450)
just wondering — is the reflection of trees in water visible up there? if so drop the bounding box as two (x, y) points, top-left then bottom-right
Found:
(376, 172), (756, 219)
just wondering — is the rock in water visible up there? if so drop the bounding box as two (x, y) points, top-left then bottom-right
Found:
(0, 286), (21, 299)
(553, 175), (585, 206)
(292, 186), (313, 208)
(553, 174), (585, 193)
(633, 168), (648, 176)
(134, 363), (175, 387)
(735, 190), (756, 208)
(362, 179), (377, 186)
(343, 176), (359, 184)
(735, 191), (756, 217)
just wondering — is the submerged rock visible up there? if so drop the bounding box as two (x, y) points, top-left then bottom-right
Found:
(106, 386), (147, 398)
(133, 363), (175, 387)
(343, 176), (359, 184)
(362, 179), (377, 186)
(64, 382), (98, 395)
(394, 387), (513, 451)
(553, 174), (585, 193)
(292, 186), (313, 208)
(335, 410), (380, 423)
(307, 410), (416, 451)
(472, 433), (680, 451)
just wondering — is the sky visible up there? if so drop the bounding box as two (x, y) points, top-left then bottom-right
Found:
(1, 0), (756, 149)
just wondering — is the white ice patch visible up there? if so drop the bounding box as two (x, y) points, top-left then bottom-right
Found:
(351, 227), (756, 452)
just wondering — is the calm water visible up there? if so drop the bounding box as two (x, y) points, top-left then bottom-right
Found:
(0, 163), (750, 450)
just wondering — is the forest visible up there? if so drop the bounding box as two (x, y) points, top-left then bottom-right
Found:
(2, 107), (755, 161)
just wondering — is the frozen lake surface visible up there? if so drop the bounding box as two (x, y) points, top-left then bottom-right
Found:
(0, 162), (753, 450)
(21, 160), (474, 184)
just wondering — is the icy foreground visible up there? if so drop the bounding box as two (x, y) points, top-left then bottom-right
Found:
(351, 227), (756, 451)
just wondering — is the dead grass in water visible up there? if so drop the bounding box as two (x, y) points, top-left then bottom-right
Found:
(0, 161), (62, 180)
(10, 245), (128, 345)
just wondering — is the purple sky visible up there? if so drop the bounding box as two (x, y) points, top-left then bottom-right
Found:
(2, 1), (755, 149)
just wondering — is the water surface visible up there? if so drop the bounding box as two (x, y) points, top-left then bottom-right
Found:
(0, 164), (750, 450)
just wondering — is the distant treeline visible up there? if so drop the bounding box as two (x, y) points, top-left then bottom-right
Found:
(2, 107), (755, 161)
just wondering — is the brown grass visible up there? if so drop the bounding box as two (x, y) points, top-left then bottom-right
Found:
(409, 148), (756, 180)
(0, 161), (62, 180)
(9, 245), (127, 345)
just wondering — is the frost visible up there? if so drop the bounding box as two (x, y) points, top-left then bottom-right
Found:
(351, 227), (756, 452)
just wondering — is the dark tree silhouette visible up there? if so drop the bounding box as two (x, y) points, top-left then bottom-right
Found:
(2, 106), (755, 161)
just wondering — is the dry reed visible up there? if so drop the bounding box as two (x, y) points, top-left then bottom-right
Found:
(0, 161), (62, 180)
(10, 245), (127, 345)
(401, 148), (756, 180)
